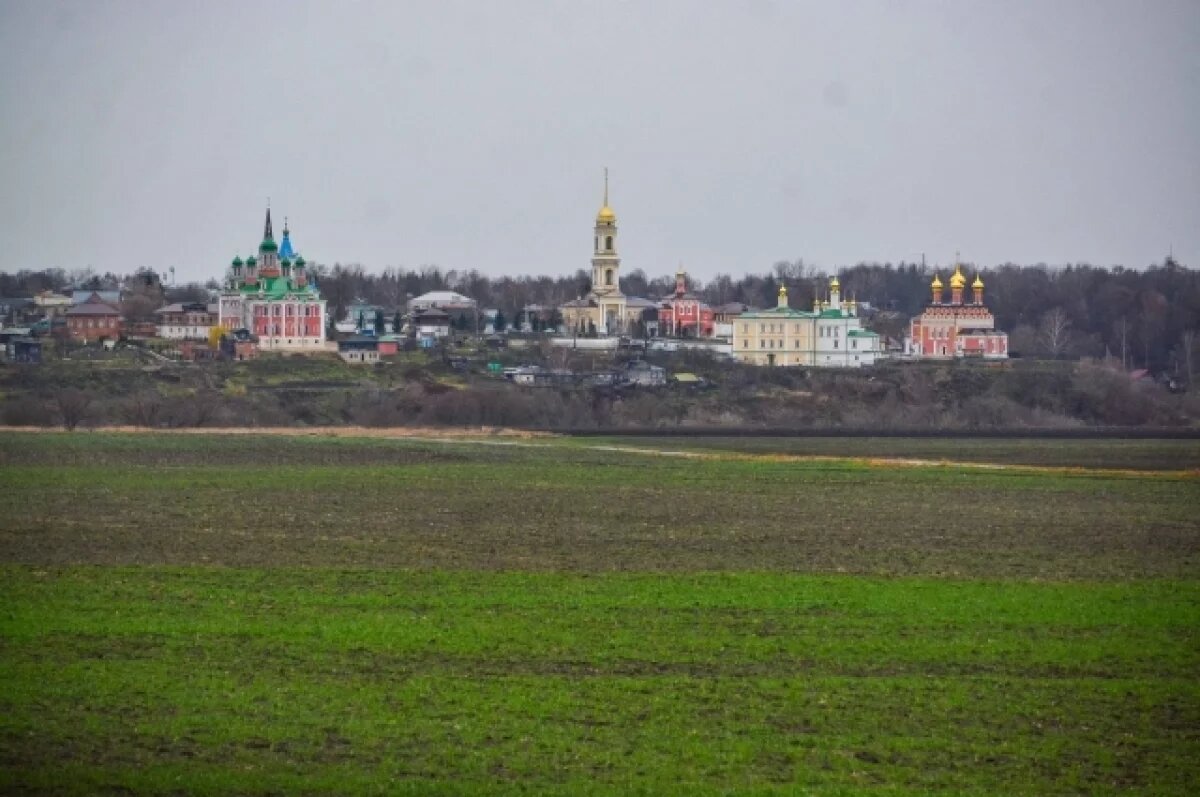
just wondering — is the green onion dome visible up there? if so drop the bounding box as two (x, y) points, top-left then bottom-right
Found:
(232, 256), (244, 267)
(293, 255), (305, 267)
(280, 256), (291, 267)
(259, 239), (278, 252)
(246, 256), (257, 265)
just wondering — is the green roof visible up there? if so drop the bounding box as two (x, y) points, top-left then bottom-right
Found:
(847, 328), (879, 337)
(740, 306), (815, 319)
(238, 276), (319, 299)
(259, 239), (278, 252)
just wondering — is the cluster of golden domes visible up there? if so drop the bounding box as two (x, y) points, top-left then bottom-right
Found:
(932, 263), (985, 290)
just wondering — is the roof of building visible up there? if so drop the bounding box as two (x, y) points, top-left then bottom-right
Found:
(236, 275), (319, 300)
(71, 290), (120, 306)
(278, 225), (295, 259)
(817, 308), (854, 319)
(66, 300), (121, 316)
(742, 305), (813, 319)
(338, 335), (380, 349)
(156, 302), (218, 315)
(846, 328), (880, 338)
(411, 290), (476, 305)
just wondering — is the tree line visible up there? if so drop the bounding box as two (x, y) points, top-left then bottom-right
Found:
(3, 257), (1197, 374)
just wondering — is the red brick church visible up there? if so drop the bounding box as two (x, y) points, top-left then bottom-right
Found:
(905, 262), (1008, 359)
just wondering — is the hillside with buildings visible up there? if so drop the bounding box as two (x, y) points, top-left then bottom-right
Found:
(1, 182), (1197, 434)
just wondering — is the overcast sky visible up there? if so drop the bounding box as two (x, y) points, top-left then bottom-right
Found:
(1, 0), (1197, 284)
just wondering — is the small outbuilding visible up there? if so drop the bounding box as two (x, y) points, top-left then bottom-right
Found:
(8, 337), (42, 364)
(338, 335), (380, 364)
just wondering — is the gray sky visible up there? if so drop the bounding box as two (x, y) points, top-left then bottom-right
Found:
(1, 0), (1197, 284)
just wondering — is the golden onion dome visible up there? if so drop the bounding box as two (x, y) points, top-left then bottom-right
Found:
(950, 266), (966, 289)
(931, 274), (943, 289)
(973, 274), (984, 289)
(597, 205), (615, 223)
(830, 276), (841, 290)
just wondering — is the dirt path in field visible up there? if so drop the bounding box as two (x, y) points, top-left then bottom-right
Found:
(3, 425), (1196, 478)
(0, 425), (552, 440)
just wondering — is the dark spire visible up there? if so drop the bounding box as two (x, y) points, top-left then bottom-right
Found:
(263, 204), (274, 242)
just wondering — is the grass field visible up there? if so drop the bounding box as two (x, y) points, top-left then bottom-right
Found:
(1, 431), (1198, 794)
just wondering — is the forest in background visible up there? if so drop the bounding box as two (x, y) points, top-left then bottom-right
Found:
(3, 257), (1198, 376)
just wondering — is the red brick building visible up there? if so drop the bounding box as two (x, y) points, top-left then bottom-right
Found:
(658, 270), (714, 337)
(65, 294), (122, 342)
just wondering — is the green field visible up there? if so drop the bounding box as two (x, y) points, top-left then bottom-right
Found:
(1, 432), (1198, 794)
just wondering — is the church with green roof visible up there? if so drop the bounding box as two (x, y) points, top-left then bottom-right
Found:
(217, 207), (328, 351)
(731, 277), (882, 367)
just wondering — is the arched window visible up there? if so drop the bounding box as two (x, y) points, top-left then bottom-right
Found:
(605, 269), (614, 286)
(595, 236), (599, 252)
(605, 236), (613, 251)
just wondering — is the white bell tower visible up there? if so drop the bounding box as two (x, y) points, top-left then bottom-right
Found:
(592, 168), (621, 298)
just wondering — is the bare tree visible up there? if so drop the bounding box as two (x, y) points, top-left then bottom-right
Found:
(1181, 329), (1197, 388)
(122, 391), (162, 427)
(1113, 317), (1130, 370)
(1037, 307), (1074, 358)
(56, 388), (93, 431)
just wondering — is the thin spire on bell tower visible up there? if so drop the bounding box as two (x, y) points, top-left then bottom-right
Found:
(604, 166), (609, 207)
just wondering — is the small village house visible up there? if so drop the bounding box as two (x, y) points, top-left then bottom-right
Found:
(156, 302), (218, 340)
